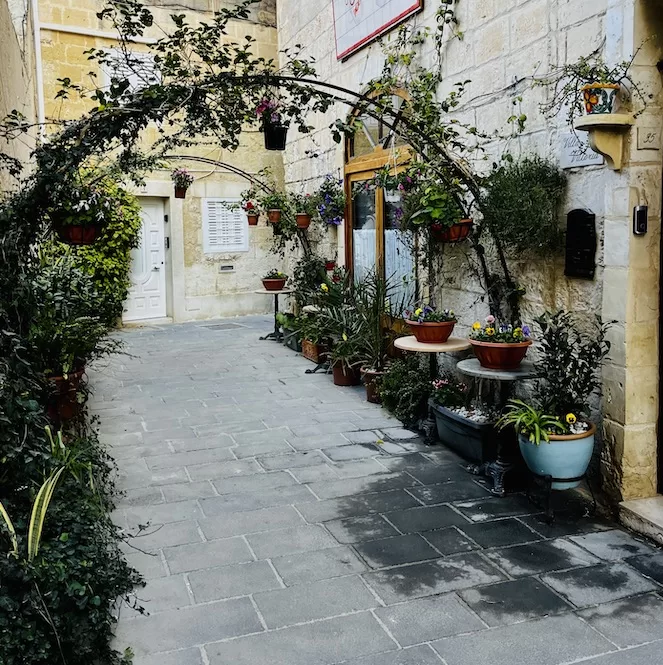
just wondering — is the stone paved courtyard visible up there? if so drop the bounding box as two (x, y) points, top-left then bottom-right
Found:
(91, 316), (663, 665)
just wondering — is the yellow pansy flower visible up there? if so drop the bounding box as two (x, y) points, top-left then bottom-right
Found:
(472, 321), (482, 330)
(320, 283), (329, 292)
(485, 327), (495, 336)
(414, 308), (423, 316)
(566, 413), (577, 425)
(342, 332), (348, 341)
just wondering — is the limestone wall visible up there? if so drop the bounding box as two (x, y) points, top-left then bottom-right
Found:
(38, 0), (286, 320)
(277, 0), (663, 500)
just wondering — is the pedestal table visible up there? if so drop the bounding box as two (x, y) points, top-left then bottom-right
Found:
(253, 288), (293, 342)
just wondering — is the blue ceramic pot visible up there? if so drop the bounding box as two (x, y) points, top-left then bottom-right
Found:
(518, 423), (596, 490)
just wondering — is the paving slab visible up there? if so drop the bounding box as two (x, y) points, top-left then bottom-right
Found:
(457, 518), (542, 548)
(421, 526), (479, 555)
(569, 529), (658, 561)
(325, 514), (399, 544)
(340, 645), (444, 665)
(355, 534), (440, 568)
(198, 506), (305, 539)
(271, 545), (367, 586)
(383, 504), (469, 533)
(163, 537), (253, 574)
(133, 648), (204, 665)
(188, 561), (282, 602)
(246, 524), (339, 559)
(625, 551), (663, 584)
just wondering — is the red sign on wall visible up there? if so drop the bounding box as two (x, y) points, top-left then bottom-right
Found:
(332, 0), (424, 60)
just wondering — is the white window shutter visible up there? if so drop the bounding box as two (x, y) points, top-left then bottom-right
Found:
(203, 199), (248, 253)
(104, 50), (160, 92)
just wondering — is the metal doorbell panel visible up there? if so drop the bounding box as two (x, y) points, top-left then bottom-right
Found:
(633, 205), (648, 236)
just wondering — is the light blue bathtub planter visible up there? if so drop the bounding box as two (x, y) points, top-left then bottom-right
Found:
(518, 423), (596, 490)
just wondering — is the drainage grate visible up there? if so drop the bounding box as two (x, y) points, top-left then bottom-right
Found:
(200, 323), (246, 331)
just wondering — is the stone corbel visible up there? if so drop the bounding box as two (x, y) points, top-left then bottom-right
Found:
(573, 114), (634, 171)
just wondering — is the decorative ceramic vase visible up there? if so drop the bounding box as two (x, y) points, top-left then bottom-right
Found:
(296, 213), (311, 229)
(267, 209), (282, 223)
(431, 219), (473, 243)
(54, 223), (103, 246)
(361, 368), (384, 404)
(332, 362), (361, 386)
(407, 320), (456, 344)
(247, 213), (259, 226)
(174, 185), (188, 199)
(262, 278), (287, 291)
(469, 339), (532, 370)
(581, 83), (620, 115)
(519, 423), (596, 489)
(263, 121), (288, 150)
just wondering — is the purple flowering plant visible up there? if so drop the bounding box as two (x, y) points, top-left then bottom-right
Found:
(171, 167), (194, 188)
(255, 97), (285, 128)
(431, 375), (468, 408)
(314, 174), (345, 226)
(469, 316), (532, 343)
(404, 305), (456, 323)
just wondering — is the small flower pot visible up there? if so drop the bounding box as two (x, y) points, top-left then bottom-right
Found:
(361, 368), (384, 403)
(469, 339), (532, 370)
(268, 209), (282, 224)
(431, 219), (473, 243)
(47, 367), (85, 422)
(581, 83), (620, 115)
(296, 213), (311, 229)
(407, 320), (456, 344)
(174, 185), (188, 199)
(263, 122), (288, 151)
(302, 339), (326, 363)
(519, 423), (596, 489)
(247, 213), (259, 226)
(325, 260), (336, 271)
(262, 278), (287, 291)
(332, 362), (361, 386)
(54, 223), (103, 246)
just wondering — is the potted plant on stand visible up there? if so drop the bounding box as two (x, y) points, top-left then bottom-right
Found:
(497, 311), (611, 489)
(262, 269), (288, 291)
(256, 97), (289, 150)
(405, 305), (457, 343)
(172, 167), (194, 199)
(469, 317), (533, 370)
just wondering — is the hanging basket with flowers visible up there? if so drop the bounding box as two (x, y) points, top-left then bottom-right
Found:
(314, 174), (345, 227)
(256, 98), (289, 151)
(292, 192), (318, 229)
(469, 317), (532, 370)
(49, 182), (112, 246)
(172, 167), (194, 198)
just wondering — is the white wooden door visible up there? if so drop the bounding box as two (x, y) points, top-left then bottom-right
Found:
(123, 198), (167, 321)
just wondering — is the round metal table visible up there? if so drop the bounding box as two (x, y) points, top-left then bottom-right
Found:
(254, 288), (293, 342)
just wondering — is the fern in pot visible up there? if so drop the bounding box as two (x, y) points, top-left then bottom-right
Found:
(497, 311), (611, 489)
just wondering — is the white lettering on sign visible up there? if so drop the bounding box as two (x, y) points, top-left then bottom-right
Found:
(637, 126), (661, 151)
(332, 0), (423, 60)
(559, 131), (604, 169)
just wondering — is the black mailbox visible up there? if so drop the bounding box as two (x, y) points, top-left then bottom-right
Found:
(565, 209), (597, 280)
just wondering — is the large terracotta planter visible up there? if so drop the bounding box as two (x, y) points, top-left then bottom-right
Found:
(263, 122), (288, 150)
(407, 320), (456, 344)
(519, 423), (596, 489)
(268, 209), (282, 223)
(302, 339), (325, 363)
(470, 339), (532, 370)
(262, 278), (287, 291)
(581, 83), (620, 115)
(247, 213), (259, 226)
(296, 213), (311, 229)
(174, 185), (188, 199)
(332, 362), (361, 386)
(431, 219), (473, 243)
(361, 368), (384, 403)
(54, 223), (103, 246)
(47, 367), (85, 422)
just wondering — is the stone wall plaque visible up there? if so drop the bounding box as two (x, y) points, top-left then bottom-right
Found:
(637, 126), (661, 151)
(565, 209), (597, 280)
(559, 131), (604, 169)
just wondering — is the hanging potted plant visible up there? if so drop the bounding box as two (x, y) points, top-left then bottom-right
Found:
(49, 181), (113, 246)
(314, 174), (345, 228)
(497, 311), (611, 488)
(292, 192), (317, 229)
(256, 97), (289, 151)
(468, 316), (533, 370)
(171, 167), (194, 199)
(401, 181), (472, 243)
(259, 191), (289, 224)
(405, 305), (457, 344)
(262, 268), (288, 291)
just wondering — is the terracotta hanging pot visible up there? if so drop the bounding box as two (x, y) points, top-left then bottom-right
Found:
(268, 209), (282, 223)
(406, 320), (457, 344)
(247, 213), (259, 226)
(469, 340), (532, 370)
(263, 122), (288, 151)
(54, 223), (103, 246)
(296, 213), (311, 229)
(431, 218), (473, 243)
(174, 186), (188, 199)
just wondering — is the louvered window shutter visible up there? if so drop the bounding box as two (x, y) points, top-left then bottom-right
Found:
(105, 51), (160, 91)
(203, 199), (248, 253)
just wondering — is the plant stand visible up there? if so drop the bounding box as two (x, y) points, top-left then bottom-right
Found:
(526, 471), (597, 524)
(456, 358), (540, 497)
(254, 288), (293, 342)
(394, 336), (472, 444)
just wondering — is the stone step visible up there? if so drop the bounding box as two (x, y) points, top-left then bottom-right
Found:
(619, 495), (663, 546)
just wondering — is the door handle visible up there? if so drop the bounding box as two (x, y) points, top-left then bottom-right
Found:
(152, 266), (160, 272)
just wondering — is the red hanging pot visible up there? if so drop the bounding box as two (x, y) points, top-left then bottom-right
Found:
(268, 209), (282, 223)
(247, 213), (259, 226)
(431, 218), (473, 243)
(54, 223), (103, 246)
(174, 185), (188, 199)
(296, 213), (311, 229)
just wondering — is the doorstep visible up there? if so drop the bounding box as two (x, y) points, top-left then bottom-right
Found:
(619, 495), (663, 545)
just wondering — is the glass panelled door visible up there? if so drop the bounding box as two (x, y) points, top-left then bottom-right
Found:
(383, 189), (416, 308)
(352, 182), (377, 283)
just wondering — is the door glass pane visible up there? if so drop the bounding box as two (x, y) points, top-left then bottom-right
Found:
(352, 184), (377, 283)
(383, 189), (415, 308)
